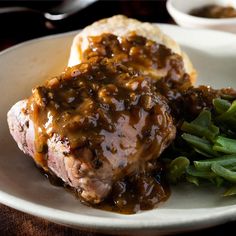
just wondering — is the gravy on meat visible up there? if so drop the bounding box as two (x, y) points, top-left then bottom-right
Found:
(27, 33), (191, 213)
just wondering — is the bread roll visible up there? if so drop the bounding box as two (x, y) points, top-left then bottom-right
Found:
(68, 15), (196, 83)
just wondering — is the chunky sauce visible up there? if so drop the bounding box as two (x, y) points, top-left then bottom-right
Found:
(96, 163), (170, 214)
(27, 33), (190, 213)
(83, 33), (191, 117)
(190, 4), (236, 18)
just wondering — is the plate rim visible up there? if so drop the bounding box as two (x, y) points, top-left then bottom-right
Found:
(1, 189), (236, 231)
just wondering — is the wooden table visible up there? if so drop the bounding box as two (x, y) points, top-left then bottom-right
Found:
(1, 1), (236, 235)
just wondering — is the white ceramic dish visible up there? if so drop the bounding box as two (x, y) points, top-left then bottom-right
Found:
(167, 0), (236, 33)
(1, 25), (236, 235)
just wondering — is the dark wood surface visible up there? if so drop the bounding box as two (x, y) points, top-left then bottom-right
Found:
(1, 1), (236, 235)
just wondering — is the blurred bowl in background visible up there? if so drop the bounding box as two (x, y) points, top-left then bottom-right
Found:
(167, 0), (236, 33)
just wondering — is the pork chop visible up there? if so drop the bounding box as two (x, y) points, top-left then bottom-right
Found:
(8, 56), (176, 204)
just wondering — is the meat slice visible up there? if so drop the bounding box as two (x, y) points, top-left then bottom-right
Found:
(8, 100), (113, 203)
(8, 56), (176, 204)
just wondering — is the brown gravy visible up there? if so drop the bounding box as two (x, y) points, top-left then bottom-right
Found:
(27, 33), (189, 213)
(190, 4), (236, 19)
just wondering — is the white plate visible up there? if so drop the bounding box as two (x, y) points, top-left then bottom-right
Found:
(1, 25), (236, 235)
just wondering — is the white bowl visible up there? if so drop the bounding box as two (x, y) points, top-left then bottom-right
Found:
(167, 0), (236, 33)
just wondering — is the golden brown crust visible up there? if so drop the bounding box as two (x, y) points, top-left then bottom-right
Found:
(68, 15), (197, 83)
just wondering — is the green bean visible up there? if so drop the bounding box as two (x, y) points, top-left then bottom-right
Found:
(214, 177), (224, 187)
(213, 98), (231, 114)
(181, 110), (219, 141)
(167, 156), (190, 183)
(228, 166), (236, 171)
(181, 133), (218, 157)
(181, 122), (219, 141)
(220, 94), (236, 101)
(166, 97), (236, 189)
(187, 166), (216, 179)
(191, 109), (211, 127)
(186, 175), (199, 186)
(192, 147), (213, 158)
(217, 100), (236, 130)
(208, 125), (220, 140)
(213, 136), (236, 154)
(224, 185), (236, 196)
(194, 155), (236, 170)
(211, 163), (236, 183)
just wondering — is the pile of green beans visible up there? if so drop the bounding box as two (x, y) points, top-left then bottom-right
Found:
(166, 98), (236, 196)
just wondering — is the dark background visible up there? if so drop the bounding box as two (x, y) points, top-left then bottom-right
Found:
(0, 0), (235, 235)
(0, 0), (170, 50)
